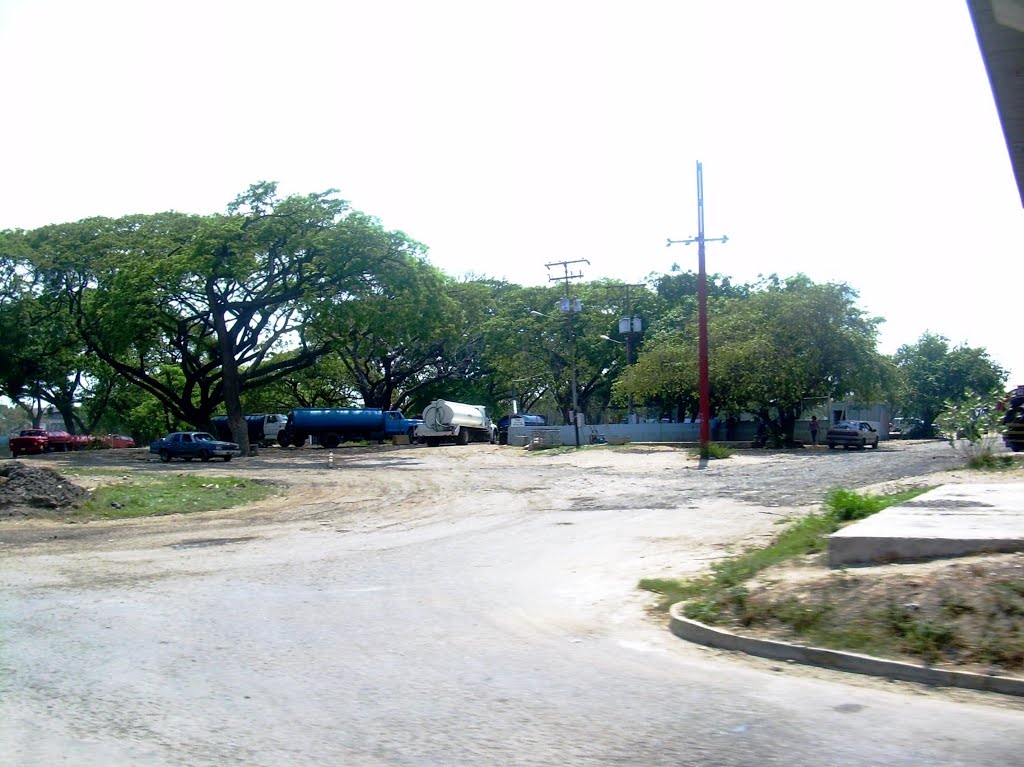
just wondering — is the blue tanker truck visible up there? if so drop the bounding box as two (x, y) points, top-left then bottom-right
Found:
(277, 408), (422, 448)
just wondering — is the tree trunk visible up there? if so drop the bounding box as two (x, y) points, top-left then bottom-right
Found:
(209, 296), (250, 457)
(780, 406), (799, 446)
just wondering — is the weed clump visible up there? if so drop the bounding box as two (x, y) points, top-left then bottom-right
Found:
(692, 442), (733, 460)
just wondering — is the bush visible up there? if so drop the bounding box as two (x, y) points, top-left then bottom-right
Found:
(693, 442), (733, 460)
(935, 392), (1006, 464)
(965, 453), (1016, 471)
(824, 488), (885, 521)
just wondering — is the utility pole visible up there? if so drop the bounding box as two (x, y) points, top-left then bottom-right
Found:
(608, 283), (644, 422)
(545, 258), (589, 448)
(667, 161), (728, 446)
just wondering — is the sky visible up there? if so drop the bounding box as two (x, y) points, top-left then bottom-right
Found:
(1, 0), (1022, 383)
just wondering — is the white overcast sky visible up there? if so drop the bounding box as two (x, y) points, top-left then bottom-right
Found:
(1, 1), (1022, 383)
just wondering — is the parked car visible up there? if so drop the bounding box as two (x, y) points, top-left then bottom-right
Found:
(149, 432), (239, 463)
(98, 434), (136, 449)
(826, 420), (879, 450)
(9, 429), (87, 456)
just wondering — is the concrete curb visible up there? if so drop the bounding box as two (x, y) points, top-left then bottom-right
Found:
(669, 602), (1024, 697)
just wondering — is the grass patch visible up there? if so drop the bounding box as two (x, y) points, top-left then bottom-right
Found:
(73, 475), (281, 520)
(59, 467), (135, 478)
(824, 486), (927, 521)
(966, 452), (1019, 471)
(690, 442), (733, 460)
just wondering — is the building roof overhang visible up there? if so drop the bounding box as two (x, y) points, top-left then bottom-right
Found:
(968, 0), (1024, 205)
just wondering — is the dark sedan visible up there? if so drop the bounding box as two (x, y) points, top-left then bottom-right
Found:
(826, 420), (880, 450)
(149, 431), (240, 462)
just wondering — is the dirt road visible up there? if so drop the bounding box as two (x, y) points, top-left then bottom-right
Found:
(2, 442), (1022, 766)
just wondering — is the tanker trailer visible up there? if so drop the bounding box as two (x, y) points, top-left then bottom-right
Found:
(414, 399), (498, 446)
(278, 408), (422, 448)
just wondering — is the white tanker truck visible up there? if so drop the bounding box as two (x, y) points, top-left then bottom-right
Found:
(415, 399), (497, 446)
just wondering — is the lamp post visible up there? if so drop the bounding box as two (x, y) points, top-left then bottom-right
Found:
(667, 161), (727, 446)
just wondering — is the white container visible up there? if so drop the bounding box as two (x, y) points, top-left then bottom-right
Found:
(422, 400), (489, 430)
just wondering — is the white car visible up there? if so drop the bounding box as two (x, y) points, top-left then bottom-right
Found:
(826, 420), (879, 450)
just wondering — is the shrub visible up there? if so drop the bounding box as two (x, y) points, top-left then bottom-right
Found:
(935, 391), (1006, 465)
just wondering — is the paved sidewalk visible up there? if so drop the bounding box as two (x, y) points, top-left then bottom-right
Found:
(829, 483), (1024, 566)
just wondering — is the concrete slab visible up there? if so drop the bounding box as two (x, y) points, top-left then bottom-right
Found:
(828, 483), (1024, 566)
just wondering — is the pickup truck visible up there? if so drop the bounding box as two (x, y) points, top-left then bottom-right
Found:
(10, 429), (89, 457)
(149, 432), (240, 463)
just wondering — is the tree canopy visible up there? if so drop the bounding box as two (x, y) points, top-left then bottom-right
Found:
(1, 188), (1011, 449)
(616, 275), (896, 443)
(894, 332), (1007, 436)
(4, 184), (428, 449)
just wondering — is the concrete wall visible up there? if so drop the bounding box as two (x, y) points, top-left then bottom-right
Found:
(508, 418), (892, 446)
(509, 422), (709, 446)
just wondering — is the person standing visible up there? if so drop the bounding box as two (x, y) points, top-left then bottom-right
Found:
(809, 415), (820, 448)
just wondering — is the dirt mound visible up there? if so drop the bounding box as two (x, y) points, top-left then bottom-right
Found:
(733, 553), (1024, 676)
(0, 462), (90, 516)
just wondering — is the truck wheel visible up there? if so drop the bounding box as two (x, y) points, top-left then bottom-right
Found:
(322, 433), (341, 449)
(199, 450), (211, 462)
(159, 449), (171, 463)
(278, 434), (290, 448)
(458, 428), (471, 445)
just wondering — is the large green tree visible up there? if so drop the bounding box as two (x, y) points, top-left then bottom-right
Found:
(893, 332), (1007, 436)
(11, 184), (426, 453)
(313, 270), (496, 415)
(479, 281), (643, 425)
(617, 275), (895, 443)
(0, 236), (99, 432)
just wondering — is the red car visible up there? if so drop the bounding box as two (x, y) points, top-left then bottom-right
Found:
(10, 429), (74, 457)
(98, 434), (136, 449)
(9, 429), (111, 457)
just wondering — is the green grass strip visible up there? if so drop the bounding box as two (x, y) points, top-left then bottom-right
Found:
(73, 475), (281, 520)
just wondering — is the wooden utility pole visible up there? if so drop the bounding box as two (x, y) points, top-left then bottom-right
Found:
(545, 259), (589, 448)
